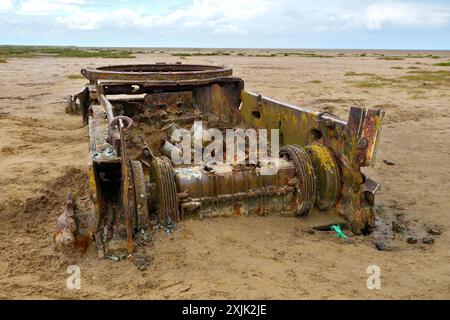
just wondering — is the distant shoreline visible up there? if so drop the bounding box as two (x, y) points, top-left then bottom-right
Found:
(0, 44), (449, 53)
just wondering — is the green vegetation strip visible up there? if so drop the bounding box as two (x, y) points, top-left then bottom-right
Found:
(400, 70), (450, 85)
(172, 50), (231, 57)
(0, 46), (135, 59)
(377, 56), (404, 61)
(345, 71), (376, 76)
(352, 76), (400, 88)
(433, 61), (450, 67)
(281, 52), (335, 58)
(349, 70), (450, 89)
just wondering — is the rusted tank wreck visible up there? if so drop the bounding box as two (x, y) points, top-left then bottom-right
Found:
(59, 63), (384, 258)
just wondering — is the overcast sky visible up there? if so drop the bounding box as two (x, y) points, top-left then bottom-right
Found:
(1, 0), (449, 49)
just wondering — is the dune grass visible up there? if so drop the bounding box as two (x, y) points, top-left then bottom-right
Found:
(251, 53), (277, 57)
(349, 70), (450, 89)
(400, 70), (450, 87)
(433, 61), (450, 67)
(404, 54), (440, 59)
(350, 75), (401, 88)
(378, 54), (441, 61)
(345, 71), (376, 76)
(377, 56), (404, 61)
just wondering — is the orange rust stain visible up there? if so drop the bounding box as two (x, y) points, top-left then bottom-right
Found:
(256, 202), (265, 216)
(74, 234), (92, 253)
(234, 202), (241, 216)
(290, 192), (299, 211)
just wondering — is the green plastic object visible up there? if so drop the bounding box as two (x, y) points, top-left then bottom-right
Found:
(331, 224), (348, 240)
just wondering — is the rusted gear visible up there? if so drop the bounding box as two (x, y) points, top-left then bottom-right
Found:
(279, 145), (316, 217)
(305, 144), (340, 210)
(130, 160), (149, 230)
(150, 156), (179, 229)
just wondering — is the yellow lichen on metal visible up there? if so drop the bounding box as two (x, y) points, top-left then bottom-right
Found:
(307, 144), (335, 173)
(374, 114), (382, 131)
(88, 163), (100, 234)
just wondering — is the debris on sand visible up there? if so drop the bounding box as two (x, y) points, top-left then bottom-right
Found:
(330, 224), (348, 240)
(426, 225), (442, 236)
(54, 192), (77, 251)
(375, 241), (387, 251)
(422, 237), (435, 245)
(392, 221), (404, 233)
(383, 159), (395, 166)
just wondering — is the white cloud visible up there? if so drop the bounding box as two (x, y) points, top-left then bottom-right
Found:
(3, 0), (450, 36)
(54, 0), (273, 33)
(0, 0), (13, 12)
(18, 0), (85, 15)
(366, 2), (450, 29)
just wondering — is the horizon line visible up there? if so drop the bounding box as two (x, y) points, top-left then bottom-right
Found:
(1, 44), (449, 52)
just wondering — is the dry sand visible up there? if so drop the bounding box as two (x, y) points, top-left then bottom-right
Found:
(0, 49), (449, 299)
